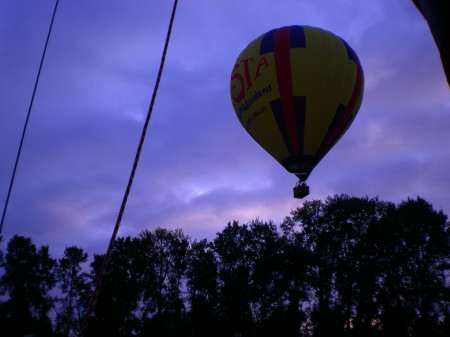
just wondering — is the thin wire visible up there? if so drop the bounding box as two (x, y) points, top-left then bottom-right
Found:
(76, 0), (179, 336)
(0, 0), (60, 235)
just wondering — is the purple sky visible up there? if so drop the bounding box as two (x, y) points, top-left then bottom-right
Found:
(1, 0), (449, 257)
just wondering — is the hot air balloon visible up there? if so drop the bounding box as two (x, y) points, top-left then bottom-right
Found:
(411, 0), (450, 85)
(230, 25), (364, 199)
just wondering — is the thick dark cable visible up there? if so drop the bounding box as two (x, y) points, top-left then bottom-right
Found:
(0, 0), (60, 235)
(76, 1), (179, 336)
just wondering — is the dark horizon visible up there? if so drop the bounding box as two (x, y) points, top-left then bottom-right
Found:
(1, 195), (449, 337)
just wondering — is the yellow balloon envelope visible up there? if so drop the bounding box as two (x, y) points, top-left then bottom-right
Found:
(230, 25), (364, 184)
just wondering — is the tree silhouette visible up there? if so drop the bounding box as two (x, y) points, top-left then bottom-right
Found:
(0, 195), (448, 337)
(56, 246), (90, 337)
(247, 219), (301, 337)
(287, 195), (449, 337)
(138, 227), (190, 337)
(214, 221), (254, 337)
(279, 216), (312, 337)
(86, 237), (142, 337)
(375, 198), (449, 337)
(0, 235), (56, 337)
(187, 238), (219, 337)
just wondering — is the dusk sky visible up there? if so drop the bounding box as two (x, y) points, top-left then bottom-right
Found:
(1, 0), (449, 258)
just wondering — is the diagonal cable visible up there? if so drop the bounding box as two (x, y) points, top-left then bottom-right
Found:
(0, 0), (60, 235)
(76, 1), (179, 336)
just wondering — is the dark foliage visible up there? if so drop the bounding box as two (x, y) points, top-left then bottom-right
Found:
(0, 235), (56, 337)
(0, 195), (448, 337)
(56, 246), (90, 336)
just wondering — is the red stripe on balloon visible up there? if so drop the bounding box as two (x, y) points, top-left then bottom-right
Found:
(346, 61), (364, 121)
(317, 60), (363, 159)
(274, 27), (298, 155)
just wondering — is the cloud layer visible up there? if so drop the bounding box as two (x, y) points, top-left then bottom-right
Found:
(1, 0), (448, 257)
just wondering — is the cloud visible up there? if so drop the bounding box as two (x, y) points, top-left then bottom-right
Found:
(1, 0), (448, 258)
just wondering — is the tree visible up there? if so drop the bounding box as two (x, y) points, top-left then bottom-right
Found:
(86, 237), (142, 337)
(323, 195), (390, 336)
(187, 238), (219, 337)
(56, 246), (90, 337)
(288, 195), (450, 337)
(214, 221), (254, 337)
(279, 217), (311, 337)
(290, 198), (338, 337)
(289, 195), (391, 337)
(0, 235), (56, 337)
(375, 198), (450, 337)
(138, 227), (190, 336)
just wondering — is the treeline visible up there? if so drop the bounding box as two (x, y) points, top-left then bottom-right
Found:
(0, 195), (449, 337)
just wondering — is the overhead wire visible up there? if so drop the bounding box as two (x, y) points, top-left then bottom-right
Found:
(76, 0), (180, 336)
(0, 0), (60, 235)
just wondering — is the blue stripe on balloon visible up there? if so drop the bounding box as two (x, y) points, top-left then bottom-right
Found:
(294, 96), (306, 153)
(270, 99), (292, 154)
(260, 29), (277, 55)
(289, 26), (306, 48)
(316, 103), (346, 158)
(341, 38), (357, 61)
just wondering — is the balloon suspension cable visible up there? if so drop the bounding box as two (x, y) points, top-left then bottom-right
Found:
(0, 0), (60, 235)
(76, 0), (179, 336)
